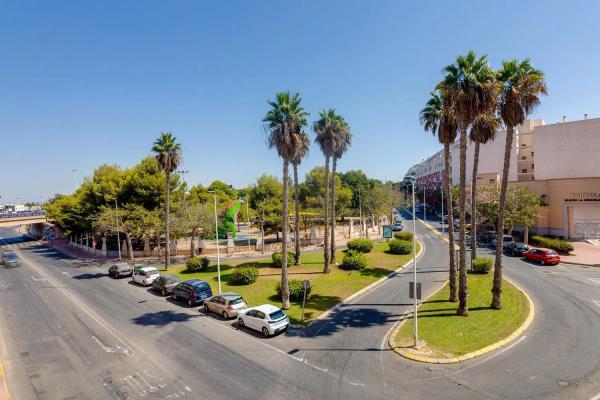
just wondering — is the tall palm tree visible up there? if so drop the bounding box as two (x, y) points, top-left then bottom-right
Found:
(291, 131), (310, 265)
(437, 51), (497, 316)
(491, 60), (547, 309)
(330, 116), (352, 264)
(469, 112), (500, 259)
(152, 132), (182, 270)
(264, 91), (308, 309)
(314, 109), (338, 273)
(420, 91), (458, 302)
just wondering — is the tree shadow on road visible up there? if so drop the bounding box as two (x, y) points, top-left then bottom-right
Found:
(72, 272), (107, 280)
(131, 310), (199, 327)
(303, 307), (403, 338)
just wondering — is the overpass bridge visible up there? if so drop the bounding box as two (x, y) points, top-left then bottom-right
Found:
(0, 212), (47, 227)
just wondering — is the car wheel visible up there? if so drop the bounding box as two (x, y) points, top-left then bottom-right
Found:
(262, 327), (270, 337)
(188, 298), (193, 307)
(143, 281), (147, 287)
(223, 311), (229, 320)
(238, 318), (245, 328)
(204, 304), (209, 313)
(172, 293), (177, 301)
(161, 289), (166, 296)
(540, 260), (545, 265)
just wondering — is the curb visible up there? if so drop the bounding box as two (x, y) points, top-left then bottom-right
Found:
(0, 359), (9, 400)
(388, 275), (535, 364)
(290, 240), (424, 329)
(559, 260), (600, 268)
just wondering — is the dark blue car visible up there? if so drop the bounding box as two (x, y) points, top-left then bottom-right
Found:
(171, 279), (213, 307)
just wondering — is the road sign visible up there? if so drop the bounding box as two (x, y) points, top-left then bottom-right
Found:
(409, 282), (421, 300)
(383, 225), (393, 239)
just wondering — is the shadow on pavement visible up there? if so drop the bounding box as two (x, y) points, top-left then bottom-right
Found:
(303, 307), (403, 338)
(72, 272), (107, 280)
(131, 310), (199, 326)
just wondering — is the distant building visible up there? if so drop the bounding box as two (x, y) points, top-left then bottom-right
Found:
(406, 117), (600, 239)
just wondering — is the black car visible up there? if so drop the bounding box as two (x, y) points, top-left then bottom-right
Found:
(171, 279), (213, 307)
(504, 242), (530, 256)
(108, 262), (133, 278)
(152, 274), (182, 296)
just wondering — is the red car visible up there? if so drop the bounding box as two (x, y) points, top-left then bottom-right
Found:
(524, 248), (561, 265)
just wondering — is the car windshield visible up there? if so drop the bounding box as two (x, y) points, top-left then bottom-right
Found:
(547, 250), (558, 255)
(503, 237), (512, 242)
(228, 297), (244, 305)
(193, 282), (210, 291)
(269, 310), (286, 320)
(6, 254), (17, 261)
(165, 276), (179, 283)
(146, 269), (159, 275)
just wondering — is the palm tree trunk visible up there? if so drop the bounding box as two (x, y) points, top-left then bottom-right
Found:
(444, 143), (458, 302)
(293, 163), (301, 265)
(126, 232), (134, 261)
(323, 155), (330, 273)
(458, 126), (469, 316)
(280, 160), (291, 309)
(491, 125), (514, 309)
(471, 141), (480, 259)
(165, 171), (171, 269)
(330, 157), (337, 264)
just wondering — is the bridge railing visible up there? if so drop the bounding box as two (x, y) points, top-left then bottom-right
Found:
(0, 210), (46, 219)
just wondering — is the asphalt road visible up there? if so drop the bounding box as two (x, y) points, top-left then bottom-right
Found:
(1, 218), (599, 399)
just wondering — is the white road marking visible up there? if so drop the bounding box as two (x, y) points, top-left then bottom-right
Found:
(589, 392), (600, 400)
(588, 278), (600, 285)
(30, 275), (46, 282)
(454, 335), (527, 374)
(592, 300), (600, 309)
(92, 335), (130, 356)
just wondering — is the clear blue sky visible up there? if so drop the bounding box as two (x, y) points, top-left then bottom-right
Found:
(2, 0), (599, 203)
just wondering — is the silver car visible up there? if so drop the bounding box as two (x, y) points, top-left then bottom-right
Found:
(203, 292), (248, 319)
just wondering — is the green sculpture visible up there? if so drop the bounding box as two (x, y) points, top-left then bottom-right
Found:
(217, 199), (242, 239)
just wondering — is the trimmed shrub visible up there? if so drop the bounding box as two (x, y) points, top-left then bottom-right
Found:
(346, 238), (374, 253)
(388, 239), (413, 255)
(271, 251), (295, 267)
(186, 256), (210, 272)
(340, 250), (368, 271)
(472, 257), (493, 274)
(230, 265), (259, 285)
(530, 235), (574, 255)
(394, 231), (413, 241)
(276, 279), (311, 301)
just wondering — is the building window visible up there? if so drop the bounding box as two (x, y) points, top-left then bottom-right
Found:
(522, 169), (528, 173)
(489, 179), (494, 183)
(532, 163), (534, 169)
(521, 143), (526, 147)
(531, 151), (534, 156)
(521, 156), (527, 160)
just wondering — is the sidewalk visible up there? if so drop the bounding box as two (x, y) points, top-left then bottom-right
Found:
(560, 241), (600, 267)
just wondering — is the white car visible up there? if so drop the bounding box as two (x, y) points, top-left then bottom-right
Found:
(131, 266), (160, 286)
(237, 304), (289, 337)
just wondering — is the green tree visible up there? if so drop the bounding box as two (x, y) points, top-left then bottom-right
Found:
(152, 132), (182, 269)
(94, 204), (148, 260)
(263, 91), (308, 309)
(420, 90), (458, 302)
(492, 59), (547, 309)
(437, 50), (497, 316)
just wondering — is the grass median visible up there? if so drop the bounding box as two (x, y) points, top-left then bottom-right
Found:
(164, 241), (419, 325)
(392, 272), (529, 358)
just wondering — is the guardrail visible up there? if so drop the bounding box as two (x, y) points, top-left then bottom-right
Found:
(0, 210), (46, 219)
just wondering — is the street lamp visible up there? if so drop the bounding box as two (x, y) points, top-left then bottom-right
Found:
(244, 196), (251, 257)
(358, 187), (363, 238)
(423, 185), (426, 222)
(208, 190), (222, 294)
(115, 198), (122, 259)
(406, 174), (419, 348)
(72, 169), (78, 192)
(435, 180), (445, 234)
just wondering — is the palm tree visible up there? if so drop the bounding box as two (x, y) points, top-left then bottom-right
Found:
(291, 131), (310, 265)
(264, 91), (308, 309)
(420, 91), (458, 302)
(330, 116), (352, 264)
(437, 51), (497, 316)
(152, 132), (182, 270)
(313, 109), (338, 273)
(491, 59), (547, 309)
(469, 112), (499, 259)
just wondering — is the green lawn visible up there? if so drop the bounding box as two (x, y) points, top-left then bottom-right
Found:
(163, 241), (419, 324)
(394, 272), (529, 357)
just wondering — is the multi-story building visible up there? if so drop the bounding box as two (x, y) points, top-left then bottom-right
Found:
(406, 116), (600, 239)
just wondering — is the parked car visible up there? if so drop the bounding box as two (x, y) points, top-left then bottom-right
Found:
(392, 222), (403, 232)
(0, 250), (16, 265)
(1, 251), (20, 267)
(171, 279), (213, 307)
(524, 248), (561, 265)
(505, 242), (530, 256)
(152, 274), (181, 296)
(131, 266), (160, 286)
(478, 231), (497, 244)
(237, 304), (289, 337)
(491, 235), (514, 248)
(204, 292), (248, 319)
(108, 262), (133, 278)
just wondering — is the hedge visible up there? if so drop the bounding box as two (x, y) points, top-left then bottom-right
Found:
(186, 256), (210, 272)
(346, 238), (374, 253)
(530, 235), (574, 255)
(472, 257), (493, 274)
(230, 265), (259, 285)
(276, 279), (311, 301)
(340, 250), (368, 271)
(394, 231), (413, 241)
(272, 251), (295, 267)
(388, 239), (413, 255)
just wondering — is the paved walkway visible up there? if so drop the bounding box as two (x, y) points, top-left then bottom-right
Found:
(560, 241), (600, 267)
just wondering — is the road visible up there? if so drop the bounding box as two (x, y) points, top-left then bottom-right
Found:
(1, 217), (599, 399)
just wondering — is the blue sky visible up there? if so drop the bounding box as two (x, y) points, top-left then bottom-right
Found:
(1, 0), (599, 203)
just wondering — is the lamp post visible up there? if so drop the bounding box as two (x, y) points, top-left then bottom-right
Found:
(72, 169), (78, 192)
(435, 180), (444, 234)
(358, 187), (363, 238)
(208, 190), (222, 294)
(115, 198), (122, 259)
(423, 185), (426, 222)
(245, 196), (251, 257)
(407, 175), (419, 348)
